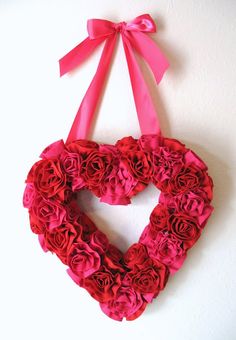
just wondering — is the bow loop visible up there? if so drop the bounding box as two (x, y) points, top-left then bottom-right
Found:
(87, 19), (116, 39)
(125, 14), (156, 33)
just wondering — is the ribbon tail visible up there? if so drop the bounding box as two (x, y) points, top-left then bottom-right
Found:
(59, 36), (106, 77)
(66, 34), (118, 143)
(121, 32), (161, 136)
(128, 31), (169, 84)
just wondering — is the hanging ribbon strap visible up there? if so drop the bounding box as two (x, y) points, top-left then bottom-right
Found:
(59, 14), (169, 144)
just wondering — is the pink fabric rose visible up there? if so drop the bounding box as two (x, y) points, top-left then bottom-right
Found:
(40, 139), (65, 159)
(138, 134), (163, 151)
(97, 144), (143, 204)
(60, 150), (86, 190)
(160, 190), (214, 227)
(67, 242), (101, 278)
(152, 147), (184, 186)
(99, 163), (143, 205)
(23, 183), (36, 209)
(142, 230), (186, 274)
(184, 149), (207, 170)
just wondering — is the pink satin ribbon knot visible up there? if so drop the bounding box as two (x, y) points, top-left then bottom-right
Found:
(59, 14), (169, 144)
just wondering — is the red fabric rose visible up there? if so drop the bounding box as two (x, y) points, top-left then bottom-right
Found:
(121, 150), (152, 183)
(106, 244), (123, 263)
(183, 151), (213, 201)
(39, 222), (78, 264)
(29, 214), (46, 234)
(89, 230), (109, 254)
(150, 204), (169, 232)
(167, 213), (201, 250)
(27, 159), (67, 200)
(67, 242), (100, 278)
(29, 194), (66, 230)
(71, 265), (122, 303)
(124, 243), (148, 268)
(163, 138), (186, 151)
(60, 150), (81, 177)
(115, 136), (140, 153)
(101, 245), (125, 274)
(64, 200), (82, 222)
(74, 212), (98, 242)
(80, 150), (114, 195)
(139, 204), (169, 244)
(100, 286), (147, 321)
(66, 139), (99, 156)
(124, 258), (169, 302)
(163, 165), (211, 197)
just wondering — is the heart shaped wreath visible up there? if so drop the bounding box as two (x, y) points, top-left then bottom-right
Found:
(23, 14), (214, 321)
(23, 134), (213, 321)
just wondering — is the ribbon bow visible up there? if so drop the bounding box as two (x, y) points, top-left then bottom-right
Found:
(59, 14), (169, 143)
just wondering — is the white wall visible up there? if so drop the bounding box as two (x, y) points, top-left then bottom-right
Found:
(0, 1), (236, 339)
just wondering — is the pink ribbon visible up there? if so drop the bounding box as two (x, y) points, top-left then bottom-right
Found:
(59, 14), (169, 144)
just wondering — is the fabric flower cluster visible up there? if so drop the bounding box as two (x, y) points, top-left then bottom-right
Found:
(23, 134), (213, 321)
